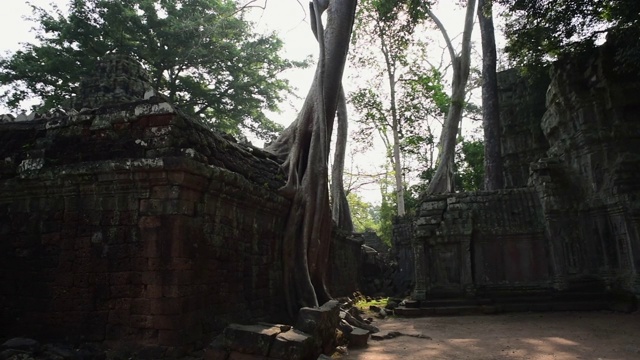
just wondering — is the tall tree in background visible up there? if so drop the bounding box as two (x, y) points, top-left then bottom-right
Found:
(265, 0), (357, 316)
(349, 0), (430, 217)
(477, 0), (503, 190)
(425, 0), (478, 194)
(0, 0), (304, 140)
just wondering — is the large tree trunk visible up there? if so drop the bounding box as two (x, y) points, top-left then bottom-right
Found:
(331, 86), (354, 232)
(425, 0), (477, 195)
(478, 0), (504, 190)
(265, 0), (357, 317)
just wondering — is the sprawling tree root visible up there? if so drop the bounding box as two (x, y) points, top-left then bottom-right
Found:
(266, 0), (357, 318)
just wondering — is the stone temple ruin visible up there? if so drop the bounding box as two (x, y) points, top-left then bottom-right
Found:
(402, 33), (640, 313)
(0, 54), (362, 357)
(1, 33), (639, 357)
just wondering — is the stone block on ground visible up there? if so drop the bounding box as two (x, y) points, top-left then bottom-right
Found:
(348, 327), (369, 348)
(268, 329), (315, 360)
(222, 324), (282, 356)
(337, 319), (354, 334)
(342, 310), (379, 333)
(296, 300), (340, 355)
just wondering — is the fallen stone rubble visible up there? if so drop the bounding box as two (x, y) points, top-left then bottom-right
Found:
(1, 295), (407, 360)
(206, 295), (393, 359)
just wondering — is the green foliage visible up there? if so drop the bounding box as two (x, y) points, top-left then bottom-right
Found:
(377, 189), (395, 246)
(347, 192), (380, 233)
(455, 138), (485, 191)
(355, 297), (389, 311)
(0, 0), (306, 140)
(408, 137), (485, 195)
(371, 0), (431, 24)
(498, 0), (640, 70)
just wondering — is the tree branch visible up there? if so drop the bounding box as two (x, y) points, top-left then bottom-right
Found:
(234, 0), (268, 16)
(426, 8), (457, 63)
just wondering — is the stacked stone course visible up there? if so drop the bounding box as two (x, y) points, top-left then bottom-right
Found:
(0, 102), (292, 349)
(0, 54), (303, 352)
(412, 32), (640, 303)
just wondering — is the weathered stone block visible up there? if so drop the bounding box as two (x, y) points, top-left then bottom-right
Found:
(420, 200), (447, 212)
(268, 329), (315, 360)
(222, 324), (282, 356)
(296, 300), (340, 355)
(348, 327), (369, 348)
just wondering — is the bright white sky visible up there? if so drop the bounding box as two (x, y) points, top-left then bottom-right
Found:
(0, 0), (501, 204)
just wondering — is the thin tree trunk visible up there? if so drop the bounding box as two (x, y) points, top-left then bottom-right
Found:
(331, 85), (354, 232)
(478, 0), (504, 190)
(425, 0), (477, 195)
(380, 31), (405, 216)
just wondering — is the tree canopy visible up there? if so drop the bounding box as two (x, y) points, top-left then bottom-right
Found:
(498, 0), (640, 70)
(0, 0), (306, 140)
(349, 0), (447, 217)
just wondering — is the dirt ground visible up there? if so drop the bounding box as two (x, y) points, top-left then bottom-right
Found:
(339, 311), (640, 360)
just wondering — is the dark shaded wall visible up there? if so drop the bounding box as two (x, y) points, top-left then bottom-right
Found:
(391, 217), (415, 295)
(328, 231), (363, 297)
(361, 230), (389, 254)
(531, 38), (640, 294)
(0, 54), (364, 350)
(415, 189), (547, 297)
(414, 36), (640, 300)
(0, 103), (290, 348)
(497, 69), (550, 188)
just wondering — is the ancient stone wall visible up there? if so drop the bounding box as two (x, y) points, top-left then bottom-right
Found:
(531, 36), (640, 294)
(414, 189), (548, 297)
(361, 230), (389, 254)
(497, 69), (550, 188)
(0, 54), (366, 352)
(0, 99), (292, 349)
(327, 230), (363, 298)
(414, 34), (640, 301)
(391, 217), (415, 296)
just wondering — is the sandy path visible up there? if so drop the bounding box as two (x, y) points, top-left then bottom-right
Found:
(340, 311), (640, 360)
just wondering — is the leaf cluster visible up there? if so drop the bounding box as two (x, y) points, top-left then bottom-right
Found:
(347, 192), (381, 234)
(498, 0), (640, 70)
(408, 136), (485, 196)
(0, 0), (306, 140)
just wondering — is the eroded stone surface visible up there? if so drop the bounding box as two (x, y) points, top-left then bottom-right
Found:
(348, 327), (369, 348)
(222, 324), (282, 356)
(296, 300), (340, 355)
(412, 31), (640, 302)
(269, 329), (315, 360)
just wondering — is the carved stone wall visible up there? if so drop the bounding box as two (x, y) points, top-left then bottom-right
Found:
(0, 55), (363, 350)
(0, 99), (292, 349)
(391, 217), (415, 296)
(415, 189), (547, 297)
(327, 230), (363, 297)
(415, 34), (640, 301)
(498, 69), (550, 188)
(531, 36), (640, 294)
